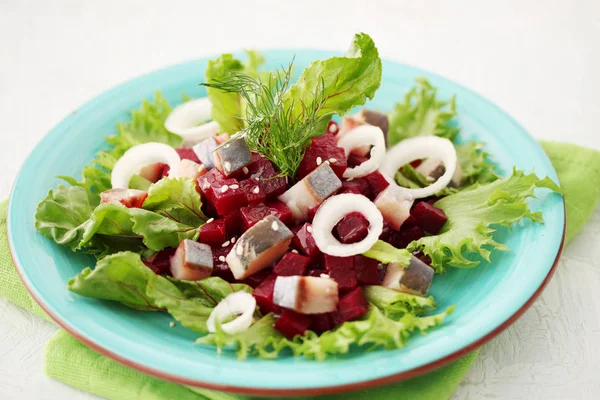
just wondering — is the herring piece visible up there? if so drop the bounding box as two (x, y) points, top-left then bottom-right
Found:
(278, 163), (342, 223)
(226, 215), (293, 280)
(360, 109), (389, 136)
(382, 256), (435, 297)
(273, 276), (339, 314)
(213, 138), (252, 176)
(206, 291), (256, 334)
(170, 239), (214, 281)
(192, 137), (217, 169)
(374, 183), (415, 230)
(169, 159), (206, 180)
(416, 158), (463, 186)
(337, 108), (389, 156)
(100, 188), (148, 208)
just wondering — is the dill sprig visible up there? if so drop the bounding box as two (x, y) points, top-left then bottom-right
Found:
(201, 62), (327, 178)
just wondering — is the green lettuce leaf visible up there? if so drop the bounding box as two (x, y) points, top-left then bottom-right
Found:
(409, 169), (561, 272)
(456, 142), (499, 186)
(283, 32), (382, 134)
(205, 54), (245, 134)
(363, 240), (412, 265)
(67, 251), (163, 311)
(167, 277), (251, 307)
(198, 306), (453, 361)
(129, 208), (199, 251)
(388, 78), (458, 145)
(142, 177), (206, 226)
(364, 286), (437, 319)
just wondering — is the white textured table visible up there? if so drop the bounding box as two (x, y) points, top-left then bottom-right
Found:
(1, 1), (598, 399)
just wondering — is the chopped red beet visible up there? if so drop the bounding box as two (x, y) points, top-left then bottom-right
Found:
(120, 192), (148, 209)
(347, 153), (369, 168)
(208, 178), (248, 216)
(142, 248), (176, 275)
(246, 158), (287, 199)
(292, 223), (321, 261)
(307, 204), (320, 222)
(197, 168), (227, 198)
(413, 251), (433, 266)
(341, 178), (372, 198)
(333, 287), (369, 325)
(354, 255), (379, 285)
(411, 202), (448, 234)
(198, 219), (227, 247)
(274, 310), (311, 339)
(410, 159), (423, 168)
(253, 274), (282, 314)
(310, 313), (335, 334)
(267, 201), (293, 226)
(379, 221), (402, 248)
(175, 148), (201, 164)
(240, 268), (273, 288)
(297, 133), (347, 179)
(340, 186), (361, 195)
(307, 269), (327, 277)
(274, 252), (310, 276)
(364, 170), (390, 198)
(240, 179), (266, 205)
(334, 212), (370, 244)
(211, 243), (235, 281)
(224, 209), (243, 237)
(398, 225), (424, 248)
(323, 254), (357, 293)
(239, 204), (269, 231)
(260, 176), (287, 199)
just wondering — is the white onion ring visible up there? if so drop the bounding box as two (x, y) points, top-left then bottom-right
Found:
(380, 136), (457, 199)
(206, 291), (256, 334)
(312, 194), (383, 257)
(164, 98), (218, 146)
(337, 125), (386, 179)
(111, 143), (181, 189)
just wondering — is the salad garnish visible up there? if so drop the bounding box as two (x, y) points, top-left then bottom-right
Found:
(34, 32), (559, 360)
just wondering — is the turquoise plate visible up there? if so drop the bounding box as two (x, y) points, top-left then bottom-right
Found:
(8, 50), (565, 396)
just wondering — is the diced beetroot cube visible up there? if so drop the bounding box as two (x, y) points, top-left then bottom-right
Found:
(224, 209), (243, 237)
(333, 287), (369, 325)
(307, 204), (320, 222)
(253, 274), (282, 314)
(198, 219), (227, 247)
(413, 251), (433, 266)
(347, 153), (369, 168)
(240, 204), (270, 231)
(240, 179), (266, 205)
(239, 268), (272, 289)
(341, 178), (372, 198)
(247, 157), (277, 178)
(379, 221), (402, 248)
(353, 255), (379, 285)
(197, 168), (227, 197)
(274, 309), (311, 339)
(142, 248), (176, 275)
(175, 148), (201, 164)
(161, 164), (171, 178)
(411, 202), (448, 234)
(246, 158), (287, 199)
(403, 214), (418, 228)
(310, 313), (335, 334)
(326, 120), (339, 135)
(410, 159), (423, 168)
(292, 223), (321, 261)
(334, 212), (370, 244)
(307, 269), (327, 277)
(297, 133), (348, 180)
(340, 186), (361, 195)
(364, 170), (390, 198)
(261, 175), (287, 199)
(267, 201), (293, 226)
(323, 254), (357, 293)
(209, 179), (248, 216)
(211, 243), (235, 282)
(398, 225), (424, 248)
(274, 252), (310, 276)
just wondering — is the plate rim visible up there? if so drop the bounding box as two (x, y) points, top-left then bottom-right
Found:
(7, 50), (567, 396)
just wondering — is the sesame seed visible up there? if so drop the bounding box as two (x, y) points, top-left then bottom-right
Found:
(306, 225), (312, 233)
(219, 256), (226, 262)
(169, 321), (176, 327)
(231, 237), (236, 243)
(324, 160), (330, 165)
(230, 184), (239, 190)
(224, 161), (232, 172)
(316, 157), (322, 166)
(320, 273), (330, 279)
(291, 249), (299, 254)
(221, 240), (230, 247)
(221, 185), (229, 193)
(224, 143), (230, 149)
(252, 186), (260, 194)
(271, 221), (279, 231)
(328, 124), (337, 133)
(243, 167), (249, 174)
(329, 158), (337, 163)
(206, 218), (214, 224)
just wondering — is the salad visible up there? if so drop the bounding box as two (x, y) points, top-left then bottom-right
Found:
(35, 33), (559, 361)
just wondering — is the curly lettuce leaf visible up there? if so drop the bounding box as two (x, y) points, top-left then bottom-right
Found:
(363, 240), (412, 265)
(198, 306), (453, 361)
(364, 285), (437, 319)
(409, 169), (561, 272)
(388, 78), (458, 145)
(283, 32), (382, 134)
(205, 54), (245, 134)
(142, 177), (206, 226)
(456, 142), (499, 186)
(167, 277), (251, 308)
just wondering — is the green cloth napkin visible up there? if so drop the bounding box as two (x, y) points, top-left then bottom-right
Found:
(1, 141), (599, 400)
